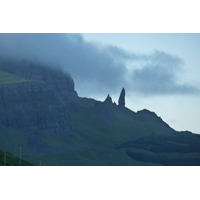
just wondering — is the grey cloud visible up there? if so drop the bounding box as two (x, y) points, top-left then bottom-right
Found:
(0, 33), (127, 95)
(0, 33), (199, 97)
(131, 64), (199, 96)
(148, 50), (183, 66)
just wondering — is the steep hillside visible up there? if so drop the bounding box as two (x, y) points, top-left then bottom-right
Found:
(0, 78), (73, 136)
(61, 95), (200, 166)
(0, 70), (30, 84)
(0, 69), (74, 162)
(66, 96), (176, 148)
(0, 60), (200, 166)
(0, 58), (78, 100)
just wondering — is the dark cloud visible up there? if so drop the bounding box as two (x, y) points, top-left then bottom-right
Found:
(131, 64), (199, 96)
(0, 33), (199, 97)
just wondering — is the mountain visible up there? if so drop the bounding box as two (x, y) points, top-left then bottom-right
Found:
(0, 58), (200, 166)
(0, 78), (73, 135)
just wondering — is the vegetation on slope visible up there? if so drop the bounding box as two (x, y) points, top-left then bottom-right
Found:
(0, 65), (200, 166)
(118, 133), (200, 166)
(61, 97), (200, 166)
(0, 70), (30, 84)
(0, 149), (36, 166)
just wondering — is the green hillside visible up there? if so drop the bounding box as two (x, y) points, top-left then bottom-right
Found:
(0, 149), (36, 166)
(60, 97), (200, 166)
(1, 94), (200, 166)
(0, 62), (200, 166)
(66, 97), (175, 147)
(0, 70), (29, 84)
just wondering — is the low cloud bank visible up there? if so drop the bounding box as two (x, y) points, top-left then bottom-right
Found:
(0, 33), (198, 97)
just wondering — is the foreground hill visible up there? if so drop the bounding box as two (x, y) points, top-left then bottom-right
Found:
(0, 59), (200, 166)
(0, 149), (36, 166)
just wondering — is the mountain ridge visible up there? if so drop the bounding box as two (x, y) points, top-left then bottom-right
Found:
(0, 59), (199, 166)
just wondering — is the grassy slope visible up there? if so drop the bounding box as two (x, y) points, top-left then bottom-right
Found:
(0, 127), (28, 153)
(0, 70), (199, 165)
(66, 97), (175, 145)
(0, 70), (30, 84)
(0, 69), (163, 165)
(60, 97), (200, 166)
(0, 149), (36, 166)
(1, 91), (199, 165)
(0, 71), (37, 165)
(47, 97), (171, 165)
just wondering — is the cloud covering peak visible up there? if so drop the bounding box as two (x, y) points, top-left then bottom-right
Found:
(0, 33), (199, 97)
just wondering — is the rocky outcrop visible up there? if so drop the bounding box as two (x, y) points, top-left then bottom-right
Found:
(118, 88), (125, 107)
(137, 109), (173, 130)
(93, 94), (117, 124)
(104, 94), (113, 105)
(0, 59), (78, 101)
(0, 81), (73, 135)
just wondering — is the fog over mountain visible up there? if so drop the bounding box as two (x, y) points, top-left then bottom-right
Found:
(0, 33), (199, 98)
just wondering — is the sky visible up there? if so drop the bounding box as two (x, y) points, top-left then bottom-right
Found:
(0, 33), (199, 133)
(82, 33), (200, 134)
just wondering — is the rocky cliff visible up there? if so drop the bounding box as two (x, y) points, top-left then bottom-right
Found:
(1, 58), (200, 166)
(0, 76), (73, 136)
(0, 58), (78, 101)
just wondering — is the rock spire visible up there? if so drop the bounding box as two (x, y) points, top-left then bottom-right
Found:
(104, 94), (113, 104)
(118, 88), (125, 107)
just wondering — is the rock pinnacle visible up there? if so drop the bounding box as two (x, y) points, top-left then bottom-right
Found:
(118, 88), (125, 107)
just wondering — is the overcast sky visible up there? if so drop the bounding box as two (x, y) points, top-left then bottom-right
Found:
(0, 33), (200, 133)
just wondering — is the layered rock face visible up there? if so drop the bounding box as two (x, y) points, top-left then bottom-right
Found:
(0, 59), (78, 100)
(0, 81), (73, 135)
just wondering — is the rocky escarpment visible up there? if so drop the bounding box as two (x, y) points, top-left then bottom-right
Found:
(0, 58), (78, 101)
(0, 81), (73, 135)
(94, 88), (126, 115)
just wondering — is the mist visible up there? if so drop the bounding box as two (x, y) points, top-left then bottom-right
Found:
(0, 33), (199, 97)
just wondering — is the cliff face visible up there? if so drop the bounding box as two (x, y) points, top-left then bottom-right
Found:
(0, 59), (78, 101)
(0, 81), (73, 135)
